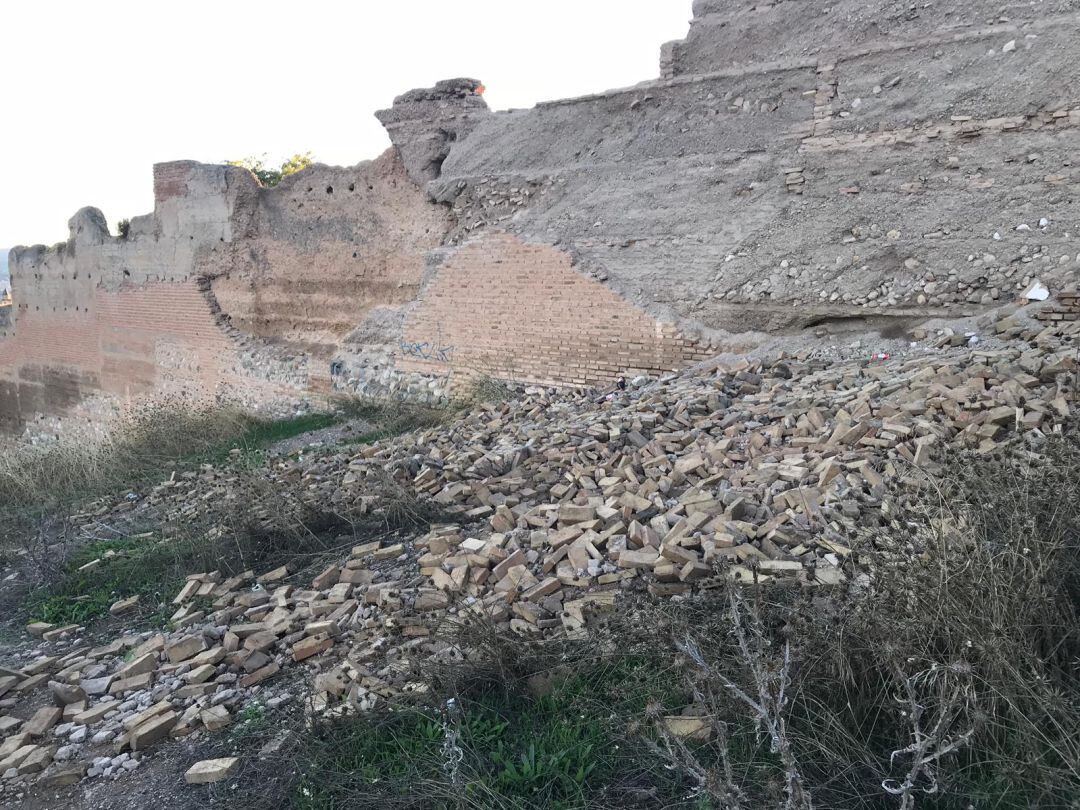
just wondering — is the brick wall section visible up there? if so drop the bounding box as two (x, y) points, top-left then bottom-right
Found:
(0, 282), (236, 393)
(0, 281), (299, 426)
(0, 313), (99, 370)
(153, 162), (191, 203)
(203, 151), (450, 358)
(399, 234), (709, 386)
(94, 282), (237, 395)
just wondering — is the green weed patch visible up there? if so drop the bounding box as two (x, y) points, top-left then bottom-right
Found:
(26, 535), (182, 626)
(290, 657), (696, 810)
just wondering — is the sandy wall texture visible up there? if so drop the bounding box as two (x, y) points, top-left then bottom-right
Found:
(4, 0), (1078, 431)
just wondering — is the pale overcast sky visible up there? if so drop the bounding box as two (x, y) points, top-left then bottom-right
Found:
(0, 0), (693, 249)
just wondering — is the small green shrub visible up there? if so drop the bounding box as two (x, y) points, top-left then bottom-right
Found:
(27, 535), (182, 626)
(283, 648), (697, 810)
(226, 153), (313, 187)
(232, 702), (269, 740)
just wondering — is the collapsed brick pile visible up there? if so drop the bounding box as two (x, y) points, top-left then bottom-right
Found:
(0, 310), (1076, 795)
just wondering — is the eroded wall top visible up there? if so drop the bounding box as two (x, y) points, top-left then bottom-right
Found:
(403, 0), (1080, 337)
(2, 149), (452, 429)
(672, 0), (1080, 76)
(5, 0), (1080, 432)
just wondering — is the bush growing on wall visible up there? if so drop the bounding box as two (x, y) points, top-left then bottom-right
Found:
(227, 152), (314, 187)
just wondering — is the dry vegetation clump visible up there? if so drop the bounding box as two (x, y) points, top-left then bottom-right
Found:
(0, 398), (250, 527)
(0, 398), (253, 591)
(0, 395), (449, 629)
(2, 394), (1075, 807)
(641, 433), (1080, 808)
(11, 442), (448, 631)
(455, 372), (515, 407)
(220, 434), (1079, 810)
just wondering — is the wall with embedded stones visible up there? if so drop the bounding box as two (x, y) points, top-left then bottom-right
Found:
(4, 0), (1080, 431)
(420, 0), (1080, 341)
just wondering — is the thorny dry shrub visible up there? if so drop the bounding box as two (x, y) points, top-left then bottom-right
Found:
(652, 431), (1080, 809)
(454, 372), (515, 407)
(223, 434), (1077, 810)
(183, 460), (446, 584)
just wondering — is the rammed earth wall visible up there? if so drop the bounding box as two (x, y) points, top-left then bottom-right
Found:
(4, 0), (1079, 430)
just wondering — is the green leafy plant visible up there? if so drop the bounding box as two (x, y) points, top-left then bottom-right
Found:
(28, 535), (178, 626)
(232, 702), (269, 740)
(283, 654), (691, 810)
(226, 152), (314, 187)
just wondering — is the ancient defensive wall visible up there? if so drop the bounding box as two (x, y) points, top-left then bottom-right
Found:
(4, 0), (1079, 431)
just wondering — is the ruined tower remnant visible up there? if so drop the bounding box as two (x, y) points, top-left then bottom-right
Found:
(376, 78), (491, 185)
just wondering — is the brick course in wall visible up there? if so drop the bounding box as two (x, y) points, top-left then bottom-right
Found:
(399, 233), (709, 387)
(0, 280), (305, 429)
(153, 162), (192, 203)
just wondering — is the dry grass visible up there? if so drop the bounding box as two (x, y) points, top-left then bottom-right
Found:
(455, 372), (515, 406)
(0, 395), (450, 630)
(218, 433), (1079, 809)
(0, 398), (250, 525)
(2, 391), (1075, 807)
(646, 431), (1080, 808)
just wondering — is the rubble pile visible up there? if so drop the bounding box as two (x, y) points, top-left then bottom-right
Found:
(0, 311), (1076, 797)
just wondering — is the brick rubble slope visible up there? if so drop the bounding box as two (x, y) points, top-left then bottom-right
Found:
(1, 310), (1076, 794)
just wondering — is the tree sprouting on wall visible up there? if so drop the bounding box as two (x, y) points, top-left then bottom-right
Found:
(226, 153), (314, 187)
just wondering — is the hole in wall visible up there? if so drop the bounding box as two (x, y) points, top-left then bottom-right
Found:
(348, 183), (355, 192)
(326, 186), (333, 194)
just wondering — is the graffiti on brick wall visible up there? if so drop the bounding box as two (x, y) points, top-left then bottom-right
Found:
(399, 338), (456, 363)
